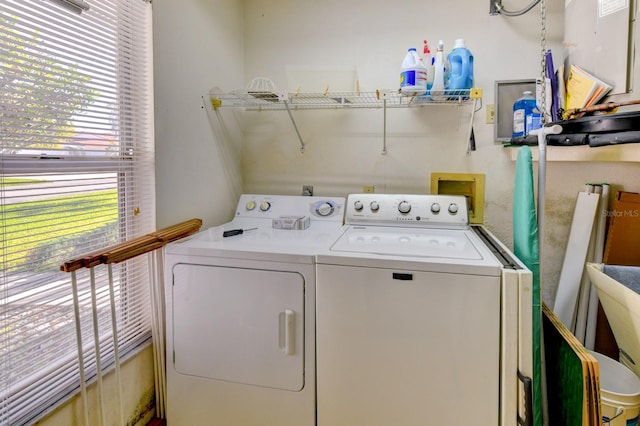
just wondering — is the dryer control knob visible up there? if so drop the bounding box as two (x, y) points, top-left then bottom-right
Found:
(398, 201), (411, 214)
(354, 200), (364, 211)
(246, 201), (256, 211)
(448, 203), (459, 214)
(260, 201), (271, 212)
(316, 202), (334, 217)
(370, 201), (380, 212)
(430, 203), (441, 214)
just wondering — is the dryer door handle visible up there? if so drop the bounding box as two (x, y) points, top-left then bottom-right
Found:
(284, 309), (295, 355)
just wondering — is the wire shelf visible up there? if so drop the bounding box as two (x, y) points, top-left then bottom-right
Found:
(208, 89), (474, 111)
(204, 87), (481, 155)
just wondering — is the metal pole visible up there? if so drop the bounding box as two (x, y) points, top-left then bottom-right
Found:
(89, 267), (106, 426)
(529, 123), (561, 426)
(70, 271), (91, 426)
(530, 124), (562, 252)
(382, 99), (387, 155)
(283, 100), (305, 153)
(107, 264), (125, 426)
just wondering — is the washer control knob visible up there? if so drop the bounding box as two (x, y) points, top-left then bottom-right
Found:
(354, 200), (364, 211)
(370, 201), (380, 212)
(246, 201), (256, 211)
(260, 201), (271, 212)
(448, 203), (459, 214)
(316, 202), (334, 217)
(398, 201), (411, 214)
(430, 203), (441, 214)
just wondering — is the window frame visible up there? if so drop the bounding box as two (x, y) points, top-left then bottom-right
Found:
(0, 0), (155, 423)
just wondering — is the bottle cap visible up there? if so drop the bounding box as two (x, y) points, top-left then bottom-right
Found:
(453, 39), (466, 49)
(408, 48), (417, 52)
(523, 90), (532, 95)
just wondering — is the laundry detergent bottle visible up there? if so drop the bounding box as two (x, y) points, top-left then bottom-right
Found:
(400, 47), (427, 95)
(512, 91), (540, 138)
(446, 38), (473, 95)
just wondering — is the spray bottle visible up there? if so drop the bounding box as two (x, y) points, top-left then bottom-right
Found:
(423, 40), (435, 93)
(430, 40), (447, 100)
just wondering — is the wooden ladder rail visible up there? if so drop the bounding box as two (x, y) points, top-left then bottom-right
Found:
(59, 218), (202, 425)
(61, 218), (203, 272)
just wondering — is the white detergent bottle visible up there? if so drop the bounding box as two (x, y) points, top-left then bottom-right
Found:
(430, 40), (446, 100)
(400, 48), (427, 96)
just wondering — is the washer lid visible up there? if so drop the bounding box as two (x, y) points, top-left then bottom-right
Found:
(331, 226), (483, 260)
(321, 225), (502, 275)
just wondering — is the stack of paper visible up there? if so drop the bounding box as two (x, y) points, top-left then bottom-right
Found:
(564, 65), (613, 112)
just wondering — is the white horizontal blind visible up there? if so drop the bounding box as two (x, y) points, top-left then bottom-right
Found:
(0, 0), (154, 424)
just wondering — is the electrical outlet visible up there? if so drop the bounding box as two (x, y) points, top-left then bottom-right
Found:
(363, 185), (375, 193)
(486, 104), (495, 124)
(302, 185), (313, 196)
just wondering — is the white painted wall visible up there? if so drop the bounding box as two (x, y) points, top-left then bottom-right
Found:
(154, 0), (245, 230)
(154, 0), (640, 305)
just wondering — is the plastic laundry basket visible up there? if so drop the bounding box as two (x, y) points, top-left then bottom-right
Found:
(590, 350), (640, 426)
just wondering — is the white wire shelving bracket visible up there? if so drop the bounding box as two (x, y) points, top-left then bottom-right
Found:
(207, 88), (480, 154)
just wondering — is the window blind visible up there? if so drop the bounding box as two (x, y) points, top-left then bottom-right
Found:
(0, 0), (154, 424)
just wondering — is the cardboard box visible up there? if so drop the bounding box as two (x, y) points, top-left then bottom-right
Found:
(603, 191), (640, 266)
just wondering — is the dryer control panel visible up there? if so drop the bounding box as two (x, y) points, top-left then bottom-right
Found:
(235, 194), (345, 222)
(345, 193), (469, 229)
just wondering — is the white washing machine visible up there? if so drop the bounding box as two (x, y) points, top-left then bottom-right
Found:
(164, 194), (345, 426)
(315, 193), (533, 426)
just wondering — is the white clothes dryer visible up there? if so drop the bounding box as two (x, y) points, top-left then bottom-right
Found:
(164, 194), (345, 426)
(315, 193), (533, 426)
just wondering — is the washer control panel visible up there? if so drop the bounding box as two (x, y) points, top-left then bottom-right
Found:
(346, 193), (469, 228)
(235, 194), (345, 221)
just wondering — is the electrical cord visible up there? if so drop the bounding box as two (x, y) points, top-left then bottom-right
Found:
(493, 0), (541, 17)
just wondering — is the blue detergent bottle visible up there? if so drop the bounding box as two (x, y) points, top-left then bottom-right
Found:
(512, 91), (539, 138)
(446, 38), (473, 96)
